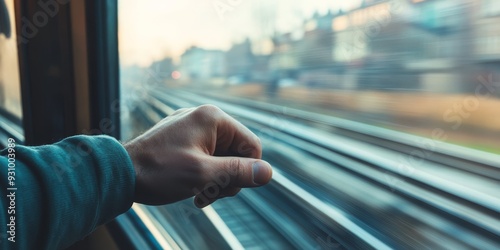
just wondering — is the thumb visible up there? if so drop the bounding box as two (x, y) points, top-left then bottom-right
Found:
(208, 157), (273, 188)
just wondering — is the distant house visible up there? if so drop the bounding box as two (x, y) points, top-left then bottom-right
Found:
(225, 39), (255, 79)
(180, 46), (225, 80)
(472, 0), (500, 96)
(331, 0), (468, 92)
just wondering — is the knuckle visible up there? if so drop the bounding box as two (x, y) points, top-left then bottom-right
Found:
(197, 104), (222, 115)
(237, 138), (262, 158)
(254, 136), (262, 152)
(227, 158), (243, 177)
(191, 104), (222, 123)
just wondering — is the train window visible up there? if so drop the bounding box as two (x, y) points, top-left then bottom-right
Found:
(119, 0), (500, 249)
(0, 0), (22, 120)
(0, 0), (23, 145)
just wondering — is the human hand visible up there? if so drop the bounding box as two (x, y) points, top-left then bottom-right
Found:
(124, 105), (273, 208)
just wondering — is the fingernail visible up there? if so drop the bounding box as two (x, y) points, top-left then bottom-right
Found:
(252, 161), (271, 185)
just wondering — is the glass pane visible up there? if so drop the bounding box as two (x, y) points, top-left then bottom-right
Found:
(119, 0), (500, 249)
(0, 0), (22, 120)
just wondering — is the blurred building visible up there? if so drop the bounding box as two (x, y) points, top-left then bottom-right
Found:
(472, 0), (500, 95)
(225, 39), (255, 80)
(165, 0), (498, 94)
(296, 11), (336, 70)
(332, 1), (392, 64)
(332, 0), (401, 90)
(268, 11), (338, 87)
(269, 33), (300, 77)
(331, 0), (470, 92)
(251, 54), (271, 82)
(180, 46), (225, 80)
(148, 58), (175, 81)
(404, 0), (469, 93)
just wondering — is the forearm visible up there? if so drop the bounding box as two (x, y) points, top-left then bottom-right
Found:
(0, 135), (135, 249)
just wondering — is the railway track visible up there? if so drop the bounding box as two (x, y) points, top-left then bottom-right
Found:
(133, 100), (350, 249)
(128, 87), (500, 249)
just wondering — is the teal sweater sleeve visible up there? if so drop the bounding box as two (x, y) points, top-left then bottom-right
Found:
(0, 135), (136, 249)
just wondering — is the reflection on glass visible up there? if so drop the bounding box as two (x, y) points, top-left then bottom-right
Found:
(0, 0), (22, 119)
(119, 0), (500, 249)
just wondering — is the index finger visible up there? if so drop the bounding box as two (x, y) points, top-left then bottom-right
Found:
(215, 112), (262, 159)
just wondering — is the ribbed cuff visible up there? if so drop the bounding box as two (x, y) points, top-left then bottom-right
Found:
(88, 135), (136, 228)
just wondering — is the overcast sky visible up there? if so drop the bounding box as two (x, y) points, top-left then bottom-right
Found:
(118, 0), (362, 67)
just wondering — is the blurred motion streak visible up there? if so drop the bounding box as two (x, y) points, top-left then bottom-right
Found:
(119, 0), (500, 249)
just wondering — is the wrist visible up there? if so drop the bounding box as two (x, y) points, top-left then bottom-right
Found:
(124, 142), (142, 202)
